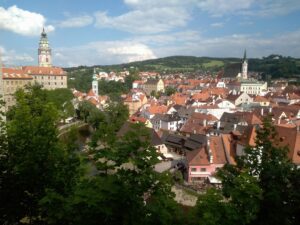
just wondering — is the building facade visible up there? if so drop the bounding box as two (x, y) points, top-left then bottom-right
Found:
(1, 68), (33, 110)
(142, 79), (164, 96)
(23, 66), (67, 90)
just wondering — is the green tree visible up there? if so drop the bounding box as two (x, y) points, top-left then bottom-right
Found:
(43, 123), (182, 225)
(165, 86), (177, 96)
(77, 100), (95, 122)
(0, 85), (81, 224)
(239, 117), (298, 225)
(125, 69), (140, 90)
(105, 102), (129, 132)
(193, 117), (300, 225)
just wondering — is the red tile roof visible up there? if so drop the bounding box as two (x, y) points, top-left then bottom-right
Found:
(22, 66), (66, 76)
(147, 105), (168, 114)
(2, 68), (33, 80)
(186, 147), (209, 165)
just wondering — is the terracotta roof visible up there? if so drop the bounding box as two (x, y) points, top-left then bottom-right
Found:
(192, 92), (210, 101)
(220, 112), (262, 125)
(73, 90), (84, 98)
(254, 95), (269, 102)
(180, 113), (217, 134)
(171, 93), (189, 105)
(87, 89), (97, 97)
(190, 112), (218, 121)
(129, 116), (147, 123)
(210, 136), (227, 164)
(88, 97), (99, 106)
(237, 125), (257, 147)
(275, 125), (300, 165)
(186, 147), (209, 165)
(221, 134), (236, 165)
(22, 66), (66, 76)
(202, 87), (229, 97)
(226, 93), (241, 102)
(2, 68), (33, 79)
(147, 105), (168, 114)
(271, 105), (300, 120)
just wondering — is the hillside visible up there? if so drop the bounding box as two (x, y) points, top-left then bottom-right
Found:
(65, 55), (300, 91)
(65, 56), (238, 73)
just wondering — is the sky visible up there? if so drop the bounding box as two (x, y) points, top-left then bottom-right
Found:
(0, 0), (300, 67)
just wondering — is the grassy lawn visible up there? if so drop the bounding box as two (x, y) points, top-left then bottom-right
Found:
(203, 60), (224, 68)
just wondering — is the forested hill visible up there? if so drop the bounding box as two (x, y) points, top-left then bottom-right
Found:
(65, 54), (300, 79)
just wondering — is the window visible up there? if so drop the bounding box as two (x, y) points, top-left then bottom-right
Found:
(200, 168), (206, 172)
(191, 168), (197, 172)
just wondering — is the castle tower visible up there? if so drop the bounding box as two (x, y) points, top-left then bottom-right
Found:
(242, 49), (248, 79)
(38, 28), (52, 67)
(92, 68), (98, 96)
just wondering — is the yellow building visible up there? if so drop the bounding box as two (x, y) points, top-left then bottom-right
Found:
(23, 66), (67, 90)
(142, 79), (164, 96)
(124, 92), (148, 116)
(1, 68), (33, 110)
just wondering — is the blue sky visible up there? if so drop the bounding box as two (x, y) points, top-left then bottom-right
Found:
(1, 0), (300, 67)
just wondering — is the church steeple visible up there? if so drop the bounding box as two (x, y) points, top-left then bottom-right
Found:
(243, 49), (247, 61)
(242, 49), (248, 79)
(38, 28), (52, 67)
(92, 68), (99, 96)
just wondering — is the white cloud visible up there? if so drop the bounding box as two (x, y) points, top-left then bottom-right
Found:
(0, 5), (54, 36)
(58, 15), (93, 28)
(210, 22), (224, 28)
(151, 30), (300, 59)
(247, 0), (300, 17)
(54, 41), (156, 67)
(197, 0), (254, 17)
(94, 7), (190, 33)
(0, 46), (34, 66)
(196, 0), (300, 17)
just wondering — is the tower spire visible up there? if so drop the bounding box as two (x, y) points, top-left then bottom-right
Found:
(243, 49), (247, 61)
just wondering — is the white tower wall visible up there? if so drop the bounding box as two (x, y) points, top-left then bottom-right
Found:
(38, 28), (52, 67)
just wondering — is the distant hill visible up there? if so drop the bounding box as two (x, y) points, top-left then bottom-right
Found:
(65, 56), (239, 73)
(65, 55), (300, 80)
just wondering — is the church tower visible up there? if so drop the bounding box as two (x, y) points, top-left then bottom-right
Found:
(242, 49), (248, 79)
(38, 28), (52, 67)
(92, 68), (98, 96)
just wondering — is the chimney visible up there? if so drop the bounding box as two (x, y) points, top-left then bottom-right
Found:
(278, 118), (281, 124)
(297, 126), (300, 132)
(233, 124), (237, 131)
(209, 154), (214, 164)
(269, 107), (272, 113)
(217, 121), (221, 130)
(261, 108), (264, 116)
(206, 136), (213, 163)
(203, 119), (207, 127)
